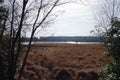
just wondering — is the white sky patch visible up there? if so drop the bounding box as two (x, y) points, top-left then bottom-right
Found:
(43, 0), (98, 37)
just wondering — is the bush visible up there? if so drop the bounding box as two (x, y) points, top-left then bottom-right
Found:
(99, 17), (120, 80)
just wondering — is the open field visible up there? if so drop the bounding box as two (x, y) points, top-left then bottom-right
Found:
(21, 43), (111, 80)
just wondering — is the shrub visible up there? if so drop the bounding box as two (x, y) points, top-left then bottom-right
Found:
(99, 17), (120, 80)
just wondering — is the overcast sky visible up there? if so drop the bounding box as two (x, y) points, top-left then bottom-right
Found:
(4, 0), (99, 37)
(41, 0), (99, 37)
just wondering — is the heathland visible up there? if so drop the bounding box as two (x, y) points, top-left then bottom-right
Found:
(21, 43), (111, 80)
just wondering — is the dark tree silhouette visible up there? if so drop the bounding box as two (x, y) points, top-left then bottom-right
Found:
(0, 0), (81, 80)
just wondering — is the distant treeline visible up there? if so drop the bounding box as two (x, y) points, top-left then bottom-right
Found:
(23, 36), (103, 42)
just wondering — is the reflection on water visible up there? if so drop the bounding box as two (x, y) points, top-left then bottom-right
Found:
(22, 41), (103, 45)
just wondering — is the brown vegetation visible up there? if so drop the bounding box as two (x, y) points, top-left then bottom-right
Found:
(21, 43), (111, 80)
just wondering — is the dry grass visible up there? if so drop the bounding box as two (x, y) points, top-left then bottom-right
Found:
(21, 43), (111, 80)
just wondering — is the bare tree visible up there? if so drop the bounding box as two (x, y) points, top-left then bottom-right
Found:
(92, 0), (120, 36)
(92, 0), (120, 80)
(0, 0), (82, 80)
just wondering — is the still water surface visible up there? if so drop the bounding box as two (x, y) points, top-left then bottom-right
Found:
(22, 41), (103, 45)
